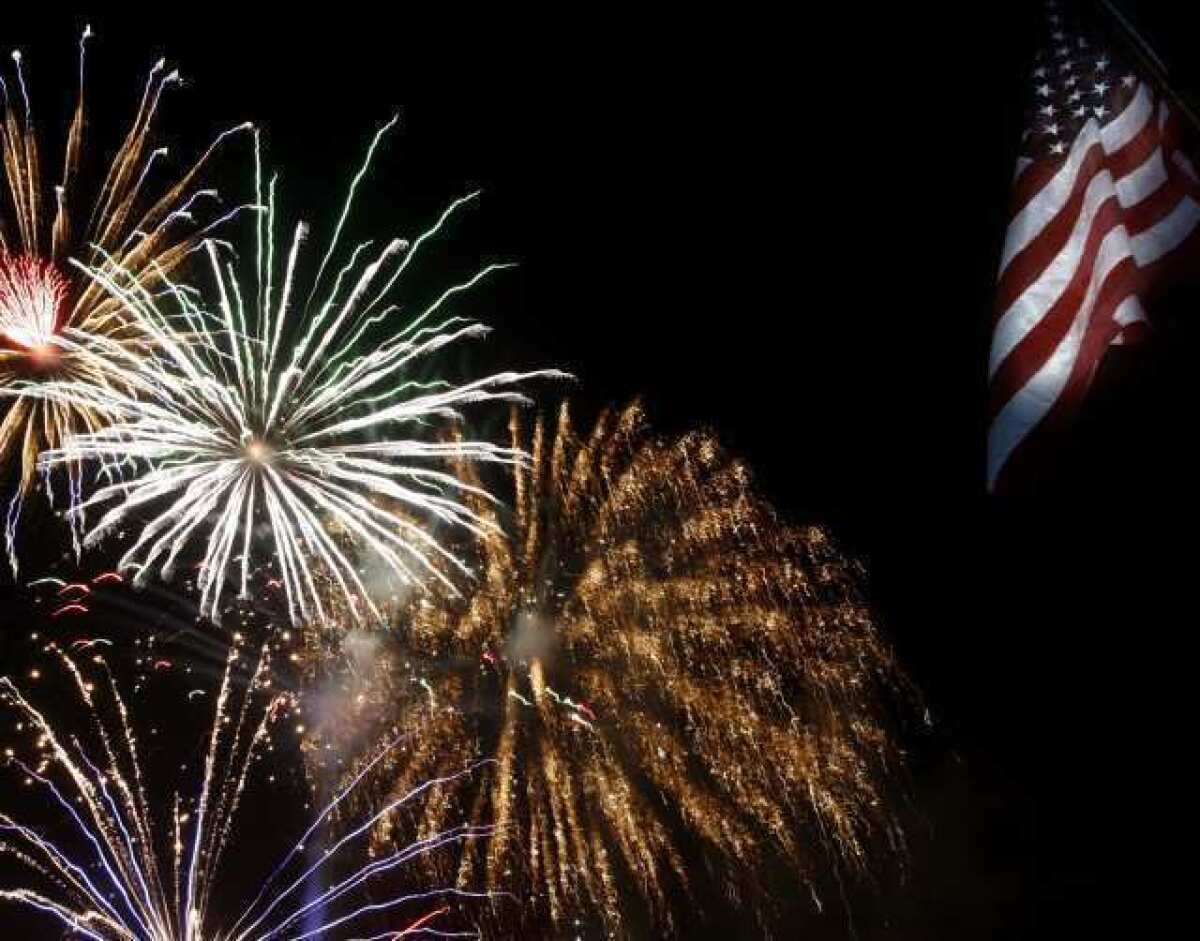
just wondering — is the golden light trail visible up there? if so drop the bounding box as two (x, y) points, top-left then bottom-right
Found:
(308, 401), (913, 936)
(0, 27), (251, 573)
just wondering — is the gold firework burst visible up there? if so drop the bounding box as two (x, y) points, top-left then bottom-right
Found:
(0, 28), (249, 570)
(308, 401), (911, 935)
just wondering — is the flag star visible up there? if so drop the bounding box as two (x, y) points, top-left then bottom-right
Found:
(1052, 30), (1065, 40)
(1056, 45), (1071, 57)
(1060, 60), (1074, 73)
(1069, 90), (1083, 102)
(1033, 66), (1048, 78)
(1096, 55), (1109, 71)
(1037, 83), (1052, 97)
(1050, 140), (1066, 155)
(1065, 76), (1078, 87)
(1094, 81), (1109, 95)
(1122, 74), (1137, 88)
(1073, 105), (1087, 118)
(1044, 122), (1060, 136)
(1094, 104), (1108, 119)
(1040, 103), (1056, 117)
(1077, 37), (1088, 48)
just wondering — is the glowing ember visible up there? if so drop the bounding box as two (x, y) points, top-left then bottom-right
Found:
(245, 439), (270, 464)
(314, 401), (912, 935)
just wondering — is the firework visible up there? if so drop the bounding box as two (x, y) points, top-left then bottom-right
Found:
(0, 29), (251, 572)
(20, 119), (561, 626)
(0, 638), (495, 939)
(309, 401), (911, 935)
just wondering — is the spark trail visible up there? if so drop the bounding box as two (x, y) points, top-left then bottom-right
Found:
(0, 639), (495, 939)
(23, 120), (562, 624)
(0, 27), (250, 572)
(310, 402), (913, 935)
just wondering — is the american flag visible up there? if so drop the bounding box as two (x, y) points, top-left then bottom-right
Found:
(987, 0), (1200, 492)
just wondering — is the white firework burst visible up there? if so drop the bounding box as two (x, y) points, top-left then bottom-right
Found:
(22, 118), (562, 625)
(0, 640), (496, 940)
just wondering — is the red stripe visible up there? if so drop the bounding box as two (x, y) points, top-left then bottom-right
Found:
(1123, 174), (1186, 236)
(1011, 155), (1066, 219)
(997, 106), (1169, 322)
(996, 144), (1105, 318)
(1105, 110), (1160, 181)
(991, 258), (1139, 494)
(989, 86), (1200, 491)
(989, 196), (1123, 419)
(1114, 320), (1152, 345)
(1132, 215), (1200, 303)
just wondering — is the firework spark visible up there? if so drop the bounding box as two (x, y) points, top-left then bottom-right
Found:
(22, 119), (561, 625)
(308, 402), (912, 935)
(0, 639), (495, 939)
(0, 29), (251, 572)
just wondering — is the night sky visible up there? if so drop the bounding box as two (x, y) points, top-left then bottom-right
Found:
(3, 2), (1198, 937)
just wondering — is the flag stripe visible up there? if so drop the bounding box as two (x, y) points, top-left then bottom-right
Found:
(1000, 120), (1103, 276)
(993, 175), (1118, 373)
(991, 212), (1129, 421)
(988, 39), (1200, 493)
(988, 255), (1139, 488)
(996, 145), (1105, 316)
(1132, 195), (1200, 263)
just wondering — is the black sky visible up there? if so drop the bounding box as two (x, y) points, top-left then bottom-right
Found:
(3, 2), (1199, 937)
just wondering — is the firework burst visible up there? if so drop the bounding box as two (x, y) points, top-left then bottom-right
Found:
(0, 28), (251, 572)
(21, 119), (562, 625)
(0, 638), (495, 939)
(309, 401), (911, 935)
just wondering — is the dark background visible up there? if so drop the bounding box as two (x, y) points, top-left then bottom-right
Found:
(3, 2), (1198, 937)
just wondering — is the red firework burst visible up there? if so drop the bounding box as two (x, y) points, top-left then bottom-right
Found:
(0, 251), (68, 354)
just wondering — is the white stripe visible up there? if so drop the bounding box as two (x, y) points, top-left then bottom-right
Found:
(1115, 149), (1167, 207)
(1113, 296), (1146, 327)
(1109, 296), (1146, 346)
(1100, 83), (1152, 154)
(1131, 196), (1200, 265)
(988, 226), (1133, 489)
(998, 87), (1155, 279)
(999, 120), (1101, 276)
(990, 168), (1116, 377)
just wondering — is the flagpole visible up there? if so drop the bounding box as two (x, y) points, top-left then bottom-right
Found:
(1099, 0), (1200, 134)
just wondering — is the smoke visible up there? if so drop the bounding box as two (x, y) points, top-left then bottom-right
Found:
(504, 609), (556, 665)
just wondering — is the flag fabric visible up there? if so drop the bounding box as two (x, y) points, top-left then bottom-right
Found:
(987, 0), (1200, 492)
